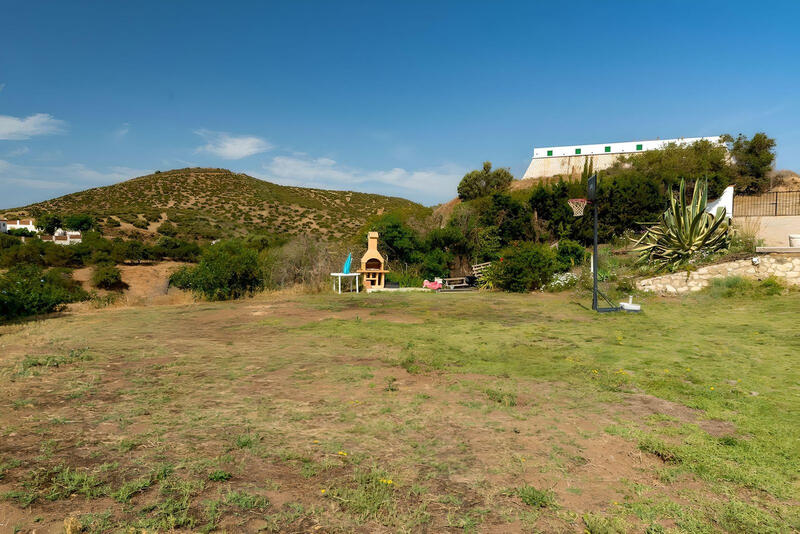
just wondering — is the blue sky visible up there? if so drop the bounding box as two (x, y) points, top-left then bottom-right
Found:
(2, 1), (799, 207)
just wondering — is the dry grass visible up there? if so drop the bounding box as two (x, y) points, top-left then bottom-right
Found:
(0, 291), (798, 532)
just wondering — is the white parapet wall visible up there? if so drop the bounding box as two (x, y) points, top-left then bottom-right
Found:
(637, 254), (800, 294)
(522, 136), (725, 180)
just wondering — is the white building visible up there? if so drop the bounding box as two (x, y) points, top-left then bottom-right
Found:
(5, 219), (37, 233)
(40, 230), (83, 245)
(522, 136), (725, 180)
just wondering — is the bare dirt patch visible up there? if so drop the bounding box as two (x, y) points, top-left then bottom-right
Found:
(624, 393), (736, 437)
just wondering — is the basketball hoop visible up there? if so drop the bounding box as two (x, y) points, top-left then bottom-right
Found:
(568, 198), (588, 217)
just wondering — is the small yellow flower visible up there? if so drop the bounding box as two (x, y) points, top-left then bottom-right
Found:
(613, 501), (619, 505)
(710, 386), (715, 391)
(664, 369), (669, 373)
(520, 457), (526, 462)
(313, 440), (320, 444)
(337, 451), (348, 456)
(686, 368), (691, 371)
(320, 489), (326, 494)
(592, 369), (598, 374)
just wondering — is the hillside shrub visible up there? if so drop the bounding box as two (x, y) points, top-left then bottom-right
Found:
(63, 214), (96, 232)
(480, 193), (534, 244)
(92, 265), (123, 290)
(707, 276), (788, 298)
(457, 161), (514, 201)
(488, 242), (560, 292)
(7, 228), (36, 237)
(151, 237), (201, 262)
(170, 240), (262, 300)
(260, 237), (333, 290)
(157, 221), (178, 237)
(556, 239), (587, 270)
(0, 265), (88, 321)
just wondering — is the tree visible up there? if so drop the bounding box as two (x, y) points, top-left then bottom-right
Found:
(63, 214), (96, 232)
(722, 132), (776, 194)
(457, 161), (514, 201)
(36, 213), (62, 235)
(369, 213), (420, 264)
(480, 193), (533, 244)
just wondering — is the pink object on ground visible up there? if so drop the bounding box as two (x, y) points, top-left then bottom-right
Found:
(423, 280), (442, 290)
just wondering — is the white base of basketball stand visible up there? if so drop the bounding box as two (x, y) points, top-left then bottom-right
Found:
(619, 296), (641, 312)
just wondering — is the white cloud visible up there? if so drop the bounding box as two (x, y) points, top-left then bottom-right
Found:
(0, 113), (66, 140)
(258, 154), (465, 204)
(195, 129), (272, 159)
(0, 159), (149, 206)
(113, 122), (130, 138)
(5, 146), (29, 157)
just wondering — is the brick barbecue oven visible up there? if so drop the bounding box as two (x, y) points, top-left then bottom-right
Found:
(359, 231), (389, 289)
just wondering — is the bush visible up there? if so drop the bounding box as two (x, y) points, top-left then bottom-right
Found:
(157, 221), (178, 237)
(63, 214), (96, 232)
(556, 239), (587, 270)
(457, 161), (514, 201)
(0, 265), (88, 321)
(171, 240), (262, 300)
(92, 265), (123, 289)
(260, 237), (333, 290)
(7, 228), (36, 237)
(707, 276), (787, 298)
(488, 242), (560, 292)
(386, 269), (425, 288)
(151, 237), (201, 262)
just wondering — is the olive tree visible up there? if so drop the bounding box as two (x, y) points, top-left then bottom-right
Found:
(457, 161), (514, 201)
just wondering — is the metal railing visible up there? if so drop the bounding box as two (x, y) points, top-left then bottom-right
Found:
(734, 191), (800, 217)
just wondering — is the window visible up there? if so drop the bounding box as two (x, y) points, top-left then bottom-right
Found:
(636, 144), (643, 150)
(604, 146), (611, 152)
(575, 148), (581, 155)
(547, 150), (553, 156)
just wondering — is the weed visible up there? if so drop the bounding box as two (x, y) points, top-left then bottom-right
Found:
(224, 489), (269, 510)
(45, 466), (107, 500)
(112, 476), (151, 503)
(208, 470), (232, 482)
(583, 512), (629, 534)
(329, 467), (396, 521)
(517, 485), (555, 508)
(384, 376), (399, 392)
(2, 489), (37, 507)
(235, 433), (258, 449)
(484, 388), (517, 407)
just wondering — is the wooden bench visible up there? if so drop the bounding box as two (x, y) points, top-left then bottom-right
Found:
(441, 261), (493, 291)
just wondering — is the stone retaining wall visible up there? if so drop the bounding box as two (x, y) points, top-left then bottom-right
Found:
(637, 254), (800, 294)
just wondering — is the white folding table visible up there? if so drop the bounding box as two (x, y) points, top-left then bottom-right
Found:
(330, 272), (360, 294)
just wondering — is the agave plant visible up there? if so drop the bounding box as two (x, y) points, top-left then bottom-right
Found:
(633, 178), (730, 270)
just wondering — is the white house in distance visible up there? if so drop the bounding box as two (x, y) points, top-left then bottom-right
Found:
(522, 136), (725, 180)
(39, 229), (83, 245)
(3, 218), (38, 233)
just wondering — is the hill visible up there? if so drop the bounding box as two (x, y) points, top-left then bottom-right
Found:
(6, 168), (430, 241)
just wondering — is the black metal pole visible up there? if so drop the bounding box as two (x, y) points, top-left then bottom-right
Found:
(592, 200), (599, 311)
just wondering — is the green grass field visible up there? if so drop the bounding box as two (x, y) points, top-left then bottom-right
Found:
(1, 289), (798, 532)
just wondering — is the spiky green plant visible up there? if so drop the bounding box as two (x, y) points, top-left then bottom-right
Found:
(633, 178), (730, 270)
